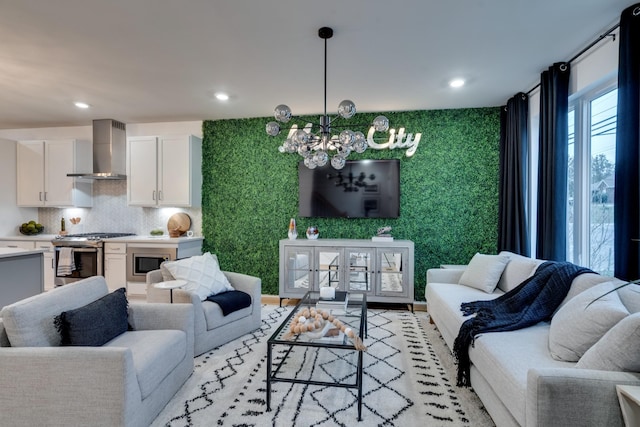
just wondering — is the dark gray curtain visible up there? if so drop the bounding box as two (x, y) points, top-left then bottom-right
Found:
(498, 93), (530, 255)
(536, 62), (570, 261)
(614, 4), (640, 280)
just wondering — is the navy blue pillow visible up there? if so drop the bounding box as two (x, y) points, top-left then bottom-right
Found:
(54, 288), (129, 346)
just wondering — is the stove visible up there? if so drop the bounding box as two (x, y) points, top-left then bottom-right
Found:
(52, 232), (136, 286)
(53, 232), (136, 248)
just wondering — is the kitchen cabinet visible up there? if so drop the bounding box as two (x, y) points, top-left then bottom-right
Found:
(127, 135), (202, 207)
(279, 239), (414, 309)
(104, 242), (127, 292)
(16, 139), (92, 207)
(0, 239), (55, 291)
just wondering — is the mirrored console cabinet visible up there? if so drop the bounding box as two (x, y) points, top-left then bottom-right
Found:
(279, 239), (414, 311)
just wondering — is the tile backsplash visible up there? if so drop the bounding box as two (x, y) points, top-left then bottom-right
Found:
(38, 180), (202, 236)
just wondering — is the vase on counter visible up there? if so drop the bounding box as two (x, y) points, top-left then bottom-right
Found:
(288, 218), (298, 240)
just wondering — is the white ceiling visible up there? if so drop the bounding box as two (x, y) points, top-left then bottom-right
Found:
(0, 0), (634, 130)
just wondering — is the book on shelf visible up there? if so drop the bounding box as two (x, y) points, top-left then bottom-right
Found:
(371, 235), (394, 242)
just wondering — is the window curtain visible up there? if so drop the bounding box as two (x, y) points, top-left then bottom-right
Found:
(498, 93), (530, 256)
(536, 62), (571, 261)
(614, 4), (640, 280)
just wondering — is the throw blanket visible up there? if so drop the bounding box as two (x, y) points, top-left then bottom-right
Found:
(206, 290), (251, 316)
(453, 261), (593, 387)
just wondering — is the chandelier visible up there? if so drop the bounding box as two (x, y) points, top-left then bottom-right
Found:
(265, 27), (390, 170)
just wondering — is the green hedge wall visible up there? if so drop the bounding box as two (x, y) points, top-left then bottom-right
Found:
(202, 107), (501, 301)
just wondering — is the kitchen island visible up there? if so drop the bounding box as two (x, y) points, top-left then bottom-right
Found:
(0, 248), (44, 309)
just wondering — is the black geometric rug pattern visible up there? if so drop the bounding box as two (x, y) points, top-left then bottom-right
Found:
(151, 306), (475, 427)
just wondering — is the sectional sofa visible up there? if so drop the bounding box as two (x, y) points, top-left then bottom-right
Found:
(426, 251), (640, 427)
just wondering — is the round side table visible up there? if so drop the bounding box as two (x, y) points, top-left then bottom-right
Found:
(153, 279), (187, 303)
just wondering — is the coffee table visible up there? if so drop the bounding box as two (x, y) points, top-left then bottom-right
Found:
(266, 291), (367, 420)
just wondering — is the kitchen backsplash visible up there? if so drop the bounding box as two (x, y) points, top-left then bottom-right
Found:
(37, 180), (202, 236)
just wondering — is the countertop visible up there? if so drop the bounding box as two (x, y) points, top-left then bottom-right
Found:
(107, 235), (204, 244)
(0, 247), (45, 259)
(0, 234), (204, 244)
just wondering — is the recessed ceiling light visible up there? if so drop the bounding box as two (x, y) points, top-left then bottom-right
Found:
(215, 92), (229, 101)
(449, 79), (465, 88)
(74, 102), (90, 109)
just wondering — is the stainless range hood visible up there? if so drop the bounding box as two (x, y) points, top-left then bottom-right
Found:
(67, 119), (127, 180)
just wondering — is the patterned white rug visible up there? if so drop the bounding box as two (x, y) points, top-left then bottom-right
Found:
(151, 305), (494, 427)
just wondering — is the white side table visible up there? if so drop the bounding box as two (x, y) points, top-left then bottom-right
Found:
(153, 279), (187, 303)
(617, 385), (640, 427)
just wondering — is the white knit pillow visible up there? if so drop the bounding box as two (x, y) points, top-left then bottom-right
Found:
(549, 281), (629, 362)
(576, 312), (640, 371)
(458, 253), (509, 293)
(163, 252), (233, 301)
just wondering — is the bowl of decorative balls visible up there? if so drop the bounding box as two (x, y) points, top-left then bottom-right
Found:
(19, 220), (44, 235)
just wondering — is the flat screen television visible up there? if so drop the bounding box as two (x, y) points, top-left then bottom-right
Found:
(298, 159), (400, 218)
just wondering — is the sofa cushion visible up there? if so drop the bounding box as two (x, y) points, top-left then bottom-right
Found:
(55, 288), (129, 346)
(105, 329), (186, 400)
(556, 272), (615, 312)
(549, 281), (629, 362)
(576, 312), (640, 372)
(425, 282), (502, 349)
(163, 252), (233, 301)
(468, 324), (573, 426)
(0, 276), (108, 347)
(497, 251), (543, 292)
(202, 300), (254, 331)
(458, 253), (509, 293)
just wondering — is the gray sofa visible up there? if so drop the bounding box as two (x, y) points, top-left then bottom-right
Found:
(0, 276), (194, 427)
(425, 251), (640, 427)
(147, 268), (262, 356)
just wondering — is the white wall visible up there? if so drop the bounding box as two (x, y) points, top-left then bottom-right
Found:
(0, 138), (38, 235)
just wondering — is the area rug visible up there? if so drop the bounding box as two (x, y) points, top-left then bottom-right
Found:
(151, 305), (494, 427)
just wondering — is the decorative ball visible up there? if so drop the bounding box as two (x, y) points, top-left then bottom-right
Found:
(293, 325), (301, 334)
(322, 312), (329, 320)
(298, 315), (307, 324)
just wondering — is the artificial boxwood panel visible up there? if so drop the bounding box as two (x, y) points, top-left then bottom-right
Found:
(202, 107), (500, 301)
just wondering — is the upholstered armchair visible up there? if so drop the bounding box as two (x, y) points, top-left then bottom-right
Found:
(0, 276), (194, 427)
(146, 253), (262, 356)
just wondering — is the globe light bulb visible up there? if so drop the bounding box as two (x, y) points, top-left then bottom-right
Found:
(274, 104), (292, 123)
(373, 115), (389, 132)
(266, 121), (280, 136)
(337, 100), (356, 119)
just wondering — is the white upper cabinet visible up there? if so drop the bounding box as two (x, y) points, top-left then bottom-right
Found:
(16, 139), (92, 207)
(127, 135), (202, 207)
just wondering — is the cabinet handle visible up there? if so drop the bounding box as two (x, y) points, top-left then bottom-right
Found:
(152, 190), (156, 201)
(158, 190), (163, 201)
(44, 192), (47, 201)
(39, 192), (43, 201)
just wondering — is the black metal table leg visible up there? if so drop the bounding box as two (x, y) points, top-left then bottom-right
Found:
(266, 342), (272, 411)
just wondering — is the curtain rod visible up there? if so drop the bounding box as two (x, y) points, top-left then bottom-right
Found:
(525, 22), (620, 96)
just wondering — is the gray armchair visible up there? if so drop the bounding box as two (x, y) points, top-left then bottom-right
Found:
(0, 276), (194, 427)
(147, 268), (262, 356)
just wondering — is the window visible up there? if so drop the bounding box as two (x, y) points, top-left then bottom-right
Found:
(567, 83), (617, 275)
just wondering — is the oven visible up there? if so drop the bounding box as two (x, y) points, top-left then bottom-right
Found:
(54, 246), (102, 286)
(126, 245), (177, 282)
(52, 233), (136, 286)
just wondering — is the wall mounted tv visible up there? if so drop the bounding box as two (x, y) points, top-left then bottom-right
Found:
(298, 159), (400, 218)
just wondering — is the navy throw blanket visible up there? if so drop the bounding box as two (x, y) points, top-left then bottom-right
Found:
(206, 290), (251, 316)
(453, 261), (593, 387)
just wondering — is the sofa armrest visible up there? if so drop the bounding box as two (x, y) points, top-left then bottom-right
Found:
(527, 367), (640, 427)
(426, 268), (466, 285)
(224, 271), (262, 302)
(0, 346), (138, 425)
(128, 303), (195, 358)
